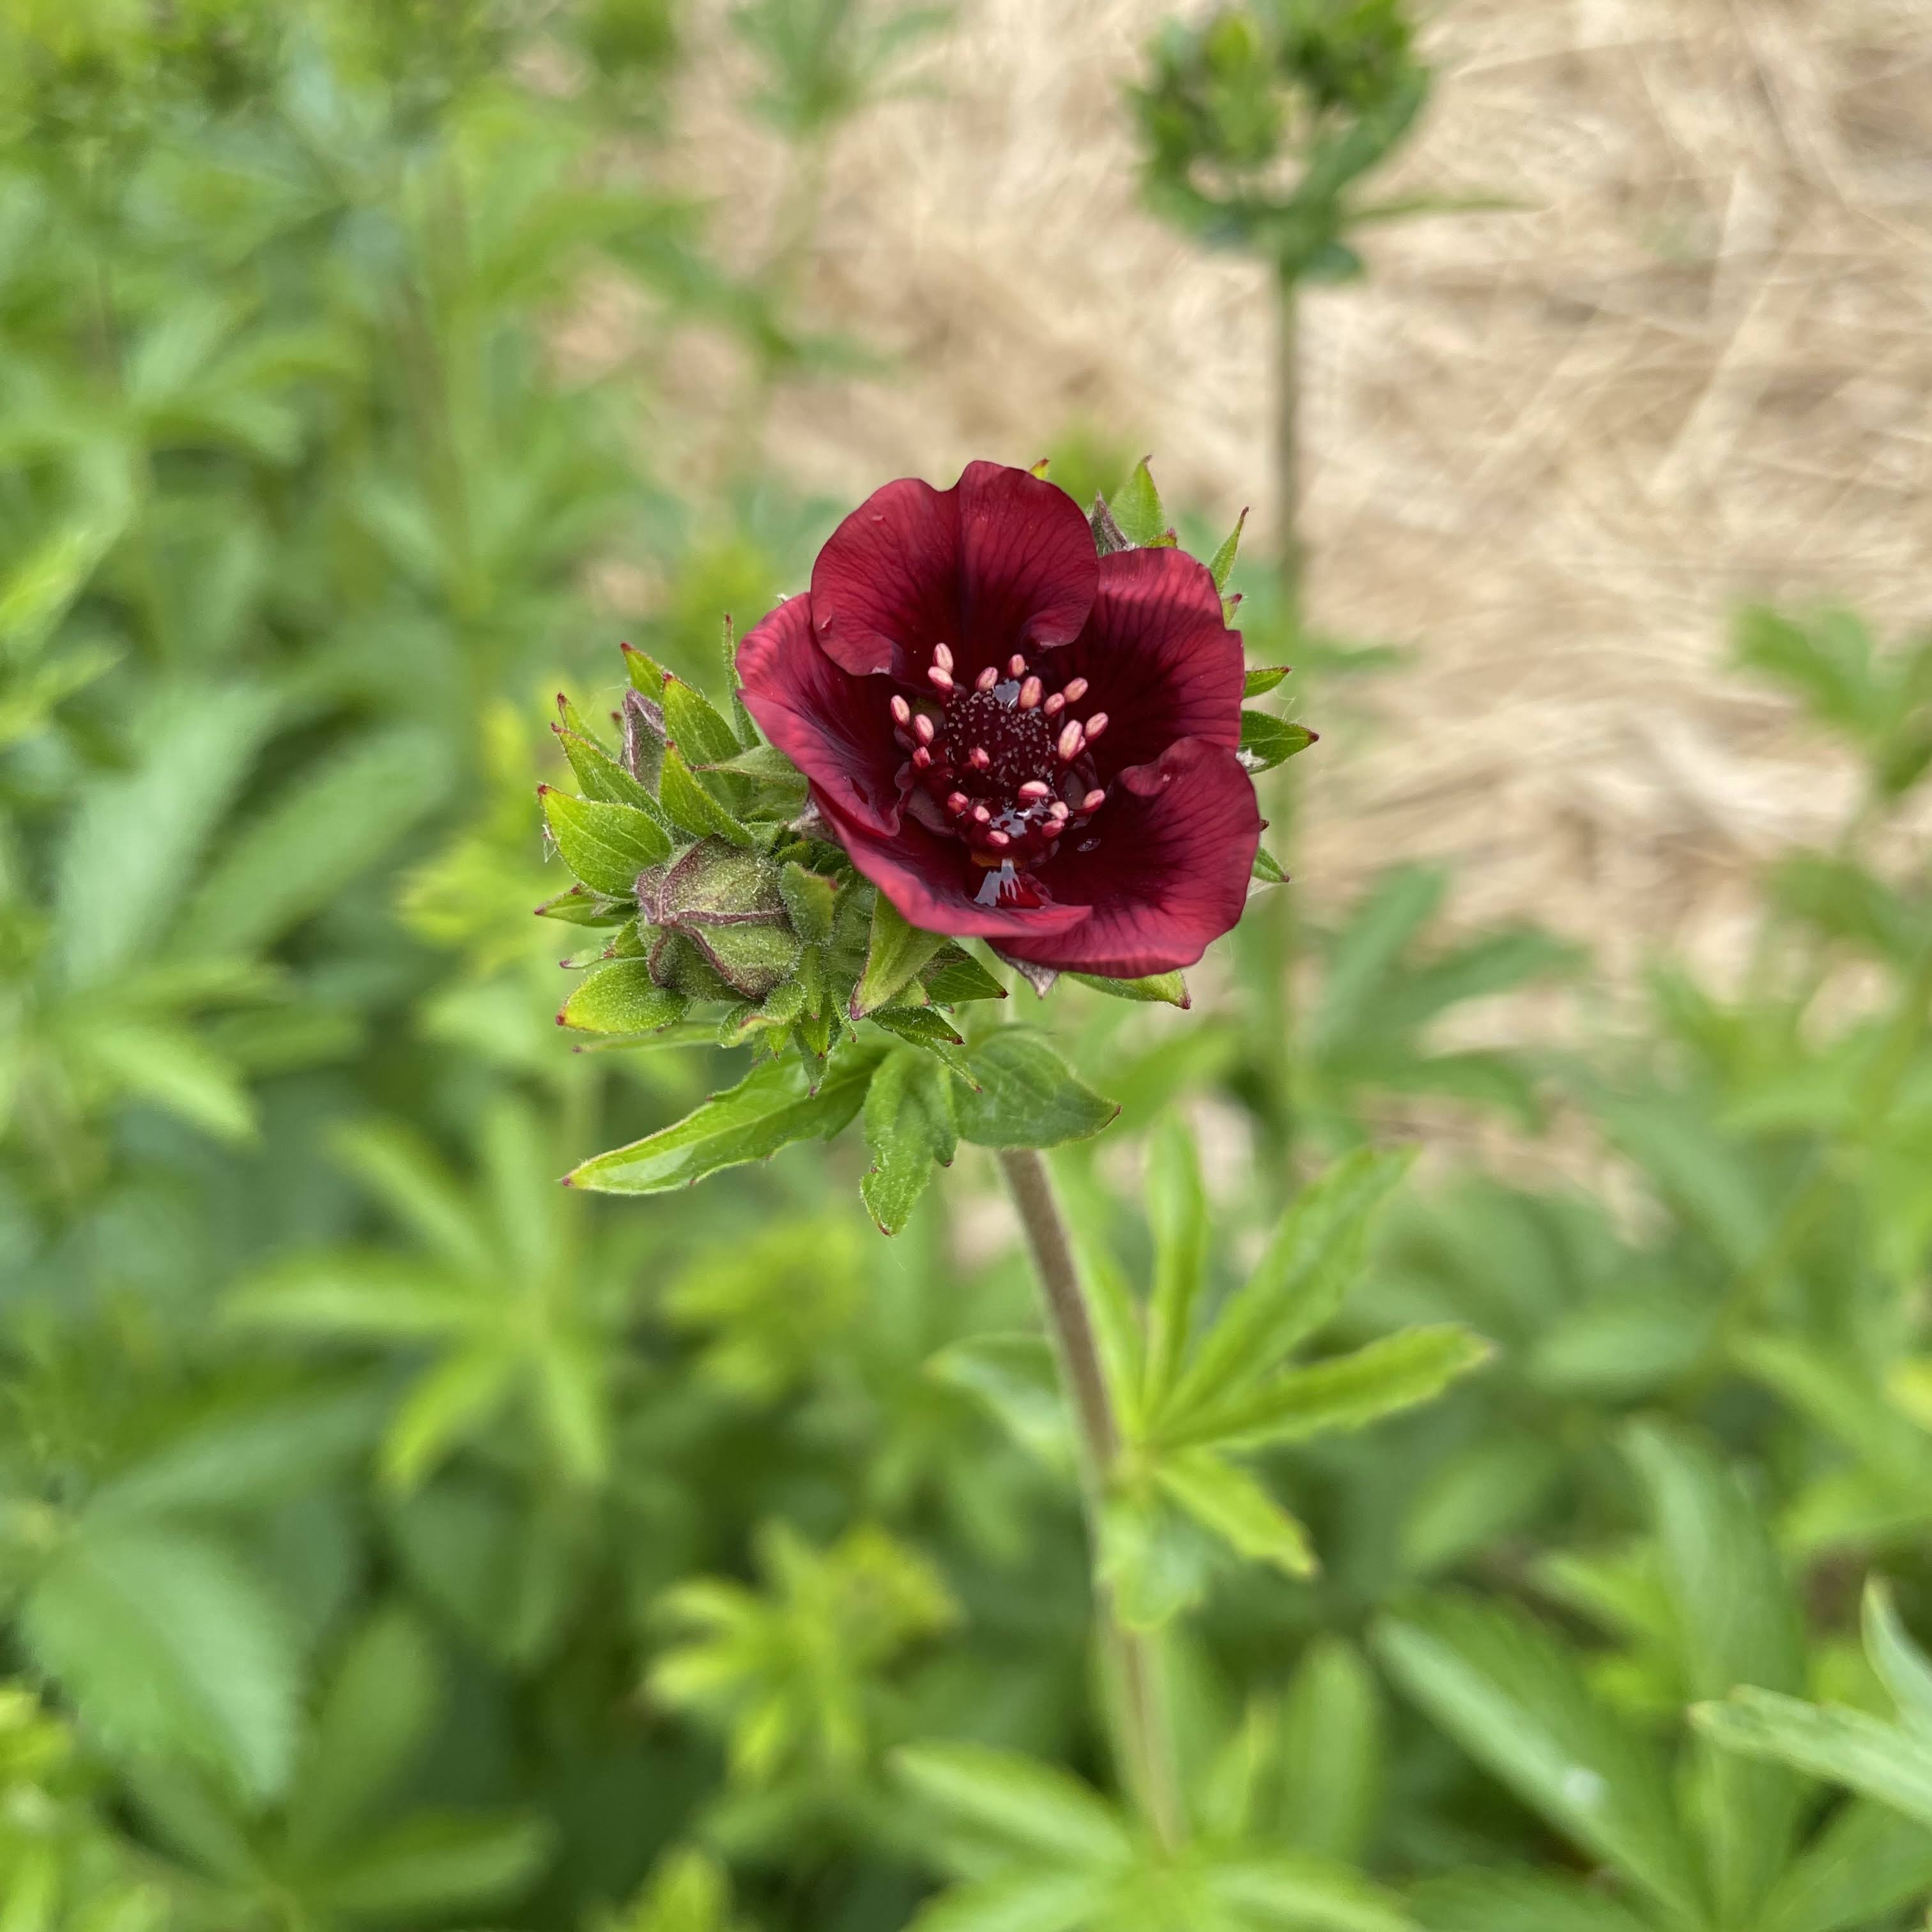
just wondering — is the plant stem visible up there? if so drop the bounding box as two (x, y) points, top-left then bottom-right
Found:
(995, 1147), (1184, 1848)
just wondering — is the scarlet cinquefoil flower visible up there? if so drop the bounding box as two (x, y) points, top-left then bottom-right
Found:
(737, 461), (1262, 978)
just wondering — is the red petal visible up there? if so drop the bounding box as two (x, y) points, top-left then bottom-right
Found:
(1000, 737), (1261, 977)
(810, 461), (1097, 682)
(1048, 547), (1245, 779)
(736, 594), (904, 836)
(816, 790), (1092, 944)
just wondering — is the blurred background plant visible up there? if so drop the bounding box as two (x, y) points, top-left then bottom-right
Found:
(3, 1), (1931, 1929)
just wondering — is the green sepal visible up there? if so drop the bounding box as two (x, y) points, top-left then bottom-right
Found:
(659, 745), (757, 848)
(555, 721), (661, 816)
(559, 962), (689, 1035)
(921, 944), (1008, 1005)
(535, 885), (631, 927)
(778, 862), (837, 944)
(1069, 970), (1190, 1009)
(687, 921), (801, 1001)
(1109, 457), (1177, 549)
(852, 893), (947, 1016)
(868, 1004), (976, 1082)
(700, 743), (805, 788)
(621, 641), (674, 692)
(1208, 507), (1248, 590)
(661, 675), (743, 769)
(1243, 666), (1291, 698)
(1253, 847), (1288, 885)
(1238, 712), (1318, 772)
(540, 787), (671, 896)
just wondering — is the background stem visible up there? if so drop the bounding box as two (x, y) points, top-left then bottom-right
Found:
(995, 1147), (1184, 1847)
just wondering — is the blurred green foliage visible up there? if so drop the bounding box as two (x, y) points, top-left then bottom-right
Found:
(4, 3), (1932, 1930)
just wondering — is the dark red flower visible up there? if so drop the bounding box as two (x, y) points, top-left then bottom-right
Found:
(737, 461), (1261, 978)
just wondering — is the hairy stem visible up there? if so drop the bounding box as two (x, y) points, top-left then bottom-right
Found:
(995, 1147), (1184, 1847)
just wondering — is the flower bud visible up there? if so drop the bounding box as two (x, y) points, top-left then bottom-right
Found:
(635, 838), (802, 1001)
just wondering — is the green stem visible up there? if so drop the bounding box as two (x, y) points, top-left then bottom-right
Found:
(995, 1148), (1184, 1848)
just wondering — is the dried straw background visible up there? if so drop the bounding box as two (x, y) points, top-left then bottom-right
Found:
(673, 0), (1932, 986)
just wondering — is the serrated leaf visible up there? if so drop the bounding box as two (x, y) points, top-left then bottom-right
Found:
(1376, 1598), (1708, 1922)
(854, 891), (947, 1015)
(1069, 970), (1190, 1008)
(926, 1333), (1071, 1472)
(951, 1030), (1119, 1149)
(559, 962), (689, 1034)
(565, 1045), (884, 1193)
(659, 744), (756, 848)
(1209, 507), (1248, 591)
(1159, 1326), (1492, 1453)
(1165, 1149), (1411, 1424)
(1238, 711), (1317, 773)
(1155, 1449), (1315, 1578)
(861, 1047), (956, 1234)
(1109, 458), (1174, 549)
(1243, 666), (1290, 698)
(541, 788), (671, 896)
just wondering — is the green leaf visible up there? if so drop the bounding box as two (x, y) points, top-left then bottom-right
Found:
(541, 788), (671, 896)
(1208, 508), (1248, 591)
(1100, 1490), (1211, 1630)
(854, 892), (948, 1015)
(22, 1522), (302, 1804)
(1239, 711), (1317, 772)
(560, 961), (689, 1034)
(80, 1025), (257, 1143)
(923, 944), (1009, 1004)
(565, 1044), (885, 1193)
(1758, 1796), (1932, 1932)
(1625, 1420), (1806, 1922)
(1693, 1691), (1932, 1828)
(951, 1030), (1119, 1149)
(658, 744), (757, 848)
(1069, 970), (1190, 1008)
(1254, 847), (1289, 885)
(861, 1047), (956, 1234)
(926, 1333), (1071, 1473)
(1275, 1639), (1384, 1864)
(1165, 1149), (1411, 1423)
(227, 1254), (484, 1339)
(904, 1869), (1108, 1932)
(381, 1347), (517, 1491)
(1144, 1116), (1209, 1405)
(870, 1004), (975, 1080)
(314, 1810), (555, 1917)
(1159, 1326), (1491, 1453)
(1243, 665), (1290, 698)
(1864, 1580), (1932, 1735)
(1376, 1598), (1708, 1924)
(534, 885), (631, 926)
(893, 1742), (1133, 1867)
(661, 674), (744, 768)
(778, 861), (836, 942)
(1155, 1449), (1315, 1577)
(1410, 1872), (1653, 1932)
(1199, 1855), (1413, 1932)
(1108, 458), (1174, 549)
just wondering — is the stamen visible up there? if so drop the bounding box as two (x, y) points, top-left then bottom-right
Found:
(1018, 675), (1043, 710)
(1008, 654), (1027, 677)
(975, 665), (998, 691)
(986, 829), (1011, 848)
(972, 804), (992, 824)
(1056, 721), (1084, 762)
(946, 791), (969, 814)
(913, 714), (935, 744)
(1043, 693), (1065, 717)
(967, 746), (991, 771)
(1041, 818), (1065, 838)
(927, 666), (954, 693)
(1062, 678), (1089, 704)
(890, 694), (911, 726)
(1083, 711), (1109, 742)
(1048, 800), (1070, 821)
(933, 643), (954, 672)
(1017, 779), (1050, 801)
(912, 747), (932, 769)
(1080, 787), (1107, 811)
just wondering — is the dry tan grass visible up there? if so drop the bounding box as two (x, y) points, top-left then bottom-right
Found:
(670, 0), (1932, 987)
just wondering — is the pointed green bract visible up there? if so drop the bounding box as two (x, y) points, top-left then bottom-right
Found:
(1069, 970), (1189, 1008)
(778, 861), (836, 943)
(1243, 665), (1290, 698)
(540, 788), (670, 896)
(1238, 710), (1317, 772)
(868, 1004), (974, 1081)
(1108, 457), (1174, 549)
(1252, 846), (1288, 884)
(661, 675), (742, 769)
(560, 963), (688, 1034)
(657, 744), (757, 848)
(1208, 507), (1247, 590)
(853, 891), (947, 1016)
(556, 724), (659, 815)
(921, 944), (1007, 1004)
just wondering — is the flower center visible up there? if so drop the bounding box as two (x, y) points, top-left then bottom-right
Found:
(888, 644), (1112, 898)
